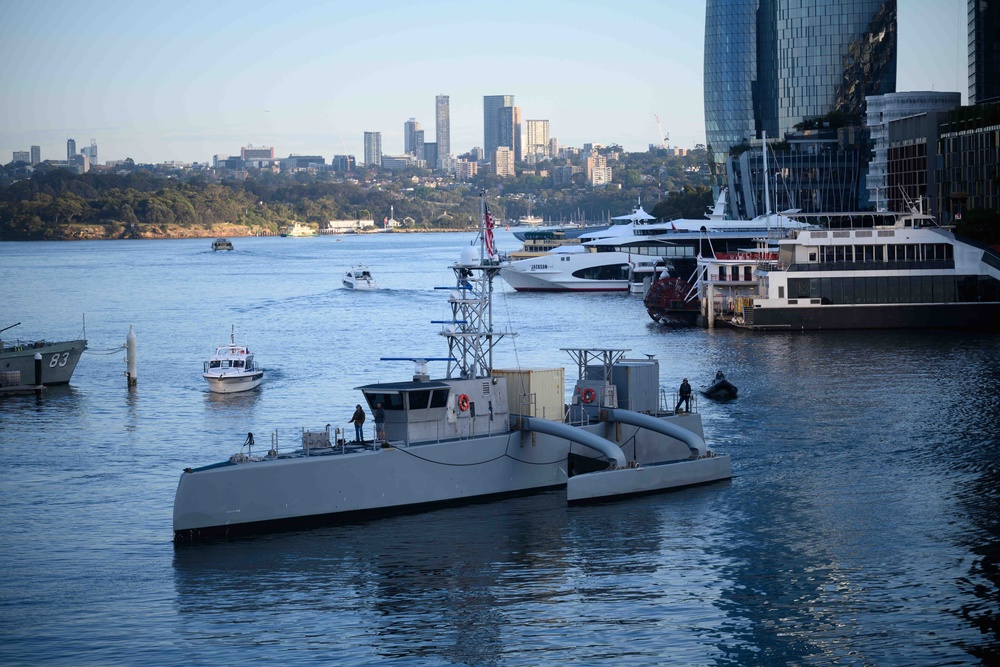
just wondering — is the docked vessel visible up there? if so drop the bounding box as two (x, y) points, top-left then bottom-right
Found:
(343, 265), (379, 290)
(280, 222), (316, 237)
(500, 191), (812, 292)
(202, 327), (263, 393)
(211, 238), (233, 251)
(173, 195), (732, 542)
(0, 323), (87, 386)
(737, 201), (1000, 330)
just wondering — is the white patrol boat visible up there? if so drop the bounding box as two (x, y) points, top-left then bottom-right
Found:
(343, 265), (379, 290)
(173, 194), (731, 542)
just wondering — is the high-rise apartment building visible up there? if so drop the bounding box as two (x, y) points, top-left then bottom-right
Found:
(483, 95), (514, 163)
(704, 0), (897, 201)
(498, 106), (522, 162)
(969, 0), (1000, 104)
(12, 151), (30, 163)
(493, 147), (515, 177)
(364, 131), (382, 167)
(404, 118), (422, 157)
(66, 138), (76, 161)
(525, 120), (550, 160)
(30, 145), (40, 164)
(435, 95), (450, 167)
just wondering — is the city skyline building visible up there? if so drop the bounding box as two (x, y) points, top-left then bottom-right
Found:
(435, 95), (450, 168)
(30, 145), (40, 164)
(363, 131), (382, 167)
(525, 120), (550, 160)
(498, 106), (522, 162)
(82, 139), (98, 165)
(704, 0), (897, 212)
(66, 138), (76, 162)
(493, 146), (515, 177)
(404, 118), (422, 157)
(483, 95), (514, 164)
(13, 151), (30, 163)
(968, 0), (1000, 104)
(241, 145), (274, 160)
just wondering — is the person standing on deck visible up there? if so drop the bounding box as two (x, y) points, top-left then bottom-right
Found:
(349, 404), (366, 442)
(674, 378), (692, 413)
(374, 402), (386, 443)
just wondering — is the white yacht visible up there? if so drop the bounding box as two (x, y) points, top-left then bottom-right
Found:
(739, 200), (1000, 330)
(500, 190), (813, 292)
(173, 195), (732, 542)
(343, 265), (379, 290)
(202, 327), (263, 393)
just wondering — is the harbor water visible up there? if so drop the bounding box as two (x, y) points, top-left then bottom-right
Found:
(2, 232), (999, 666)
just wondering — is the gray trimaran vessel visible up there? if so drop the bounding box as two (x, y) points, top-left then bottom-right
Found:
(173, 194), (732, 541)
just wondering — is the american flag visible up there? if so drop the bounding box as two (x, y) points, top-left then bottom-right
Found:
(484, 203), (496, 258)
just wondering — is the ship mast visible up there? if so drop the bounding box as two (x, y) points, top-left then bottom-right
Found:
(441, 192), (511, 379)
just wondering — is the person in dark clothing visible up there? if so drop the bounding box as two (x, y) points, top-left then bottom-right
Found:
(349, 404), (366, 442)
(674, 378), (692, 413)
(715, 370), (725, 381)
(374, 402), (386, 442)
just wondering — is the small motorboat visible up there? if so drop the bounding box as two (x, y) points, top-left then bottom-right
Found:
(701, 371), (737, 400)
(203, 327), (263, 394)
(212, 238), (234, 251)
(343, 265), (379, 290)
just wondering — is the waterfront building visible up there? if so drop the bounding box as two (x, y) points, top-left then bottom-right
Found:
(526, 120), (550, 160)
(404, 118), (422, 157)
(241, 145), (274, 160)
(435, 95), (450, 168)
(969, 0), (1000, 104)
(937, 100), (1000, 222)
(728, 127), (870, 217)
(30, 145), (40, 164)
(704, 0), (897, 213)
(364, 131), (382, 167)
(884, 110), (952, 215)
(67, 138), (76, 161)
(866, 92), (960, 211)
(483, 95), (514, 162)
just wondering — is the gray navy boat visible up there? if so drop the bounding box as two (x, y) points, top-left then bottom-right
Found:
(0, 323), (87, 386)
(173, 195), (732, 542)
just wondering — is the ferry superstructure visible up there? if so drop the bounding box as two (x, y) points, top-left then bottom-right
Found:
(740, 204), (1000, 330)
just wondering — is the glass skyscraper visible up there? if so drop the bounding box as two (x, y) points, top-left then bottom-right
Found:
(705, 0), (897, 188)
(483, 95), (514, 162)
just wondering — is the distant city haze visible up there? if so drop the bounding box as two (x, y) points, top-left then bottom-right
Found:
(0, 0), (966, 165)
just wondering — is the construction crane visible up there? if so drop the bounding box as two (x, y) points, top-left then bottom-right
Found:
(653, 114), (669, 149)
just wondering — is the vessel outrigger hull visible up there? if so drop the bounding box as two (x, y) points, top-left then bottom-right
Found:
(568, 455), (732, 503)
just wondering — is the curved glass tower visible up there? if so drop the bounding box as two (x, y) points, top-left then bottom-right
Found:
(705, 0), (897, 191)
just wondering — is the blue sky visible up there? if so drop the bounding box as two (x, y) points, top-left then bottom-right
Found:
(0, 0), (968, 165)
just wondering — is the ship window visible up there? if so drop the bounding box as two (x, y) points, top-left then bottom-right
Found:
(809, 252), (817, 261)
(875, 245), (884, 262)
(430, 389), (449, 408)
(779, 286), (785, 299)
(408, 390), (431, 410)
(885, 276), (899, 303)
(367, 392), (404, 411)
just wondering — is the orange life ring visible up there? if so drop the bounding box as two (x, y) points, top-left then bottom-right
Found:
(458, 394), (470, 411)
(581, 388), (596, 404)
